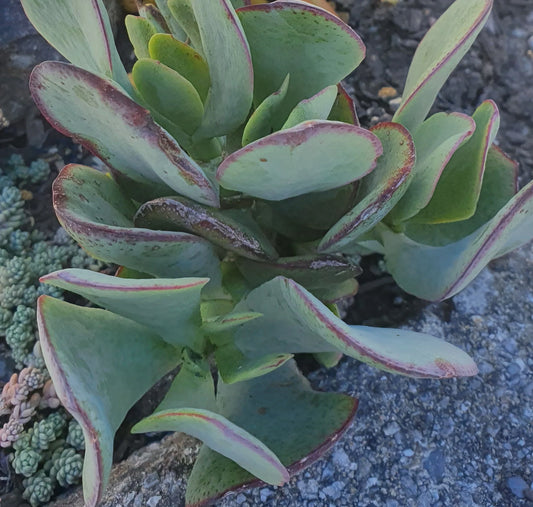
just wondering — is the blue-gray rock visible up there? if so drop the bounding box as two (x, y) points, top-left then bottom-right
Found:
(423, 449), (445, 484)
(507, 476), (528, 499)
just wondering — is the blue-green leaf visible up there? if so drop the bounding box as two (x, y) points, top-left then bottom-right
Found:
(37, 297), (180, 506)
(217, 120), (382, 200)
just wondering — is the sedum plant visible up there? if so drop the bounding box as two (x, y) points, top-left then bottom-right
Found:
(19, 0), (533, 504)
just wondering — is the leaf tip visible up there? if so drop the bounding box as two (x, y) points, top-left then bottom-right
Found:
(434, 357), (478, 378)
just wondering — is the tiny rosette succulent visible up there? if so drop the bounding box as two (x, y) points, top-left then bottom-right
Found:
(49, 446), (83, 487)
(22, 471), (54, 507)
(65, 419), (85, 451)
(20, 0), (533, 505)
(12, 447), (41, 477)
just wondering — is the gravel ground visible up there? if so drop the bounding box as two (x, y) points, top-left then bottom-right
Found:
(217, 245), (533, 507)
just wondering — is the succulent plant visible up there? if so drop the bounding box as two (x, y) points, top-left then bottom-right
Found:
(48, 446), (83, 487)
(22, 471), (54, 507)
(19, 0), (533, 505)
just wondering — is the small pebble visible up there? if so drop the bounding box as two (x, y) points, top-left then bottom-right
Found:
(235, 493), (247, 504)
(260, 488), (273, 502)
(142, 473), (159, 491)
(322, 481), (345, 500)
(384, 422), (400, 436)
(132, 493), (143, 507)
(507, 476), (528, 498)
(388, 97), (402, 111)
(332, 448), (351, 468)
(424, 449), (445, 483)
(146, 496), (161, 507)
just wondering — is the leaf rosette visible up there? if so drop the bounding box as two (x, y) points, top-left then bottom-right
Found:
(20, 0), (533, 504)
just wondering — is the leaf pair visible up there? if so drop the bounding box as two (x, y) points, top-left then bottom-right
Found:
(215, 276), (477, 379)
(136, 360), (357, 506)
(379, 163), (531, 301)
(38, 266), (477, 506)
(37, 271), (358, 506)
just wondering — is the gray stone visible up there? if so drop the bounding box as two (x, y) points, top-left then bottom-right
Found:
(321, 481), (345, 500)
(259, 488), (273, 502)
(146, 496), (161, 507)
(507, 476), (528, 499)
(50, 433), (200, 507)
(331, 447), (351, 468)
(383, 421), (400, 436)
(235, 493), (247, 504)
(423, 450), (445, 484)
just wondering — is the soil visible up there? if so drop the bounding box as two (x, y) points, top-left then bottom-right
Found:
(0, 0), (532, 504)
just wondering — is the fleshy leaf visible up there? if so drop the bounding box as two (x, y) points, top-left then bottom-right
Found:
(187, 0), (254, 138)
(168, 0), (204, 52)
(202, 311), (262, 333)
(319, 122), (415, 252)
(154, 0), (188, 40)
(139, 4), (169, 33)
(312, 278), (359, 304)
(242, 74), (290, 146)
(270, 184), (358, 232)
(156, 353), (216, 412)
(148, 34), (210, 102)
(404, 146), (518, 246)
(217, 120), (382, 200)
(186, 360), (357, 506)
(281, 85), (338, 130)
(381, 174), (533, 300)
(135, 196), (278, 261)
(37, 296), (180, 507)
(30, 62), (219, 206)
(215, 344), (293, 384)
(132, 408), (288, 487)
(230, 0), (251, 7)
(126, 15), (158, 59)
(236, 254), (361, 290)
(328, 83), (360, 126)
(314, 350), (343, 368)
(237, 2), (365, 119)
(53, 165), (223, 287)
(389, 112), (475, 224)
(230, 277), (477, 378)
(132, 58), (204, 135)
(40, 269), (207, 349)
(392, 0), (493, 131)
(413, 100), (499, 224)
(253, 200), (326, 242)
(21, 0), (131, 92)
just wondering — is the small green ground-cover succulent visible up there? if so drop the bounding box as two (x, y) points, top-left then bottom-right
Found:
(11, 413), (84, 506)
(0, 154), (101, 367)
(0, 154), (91, 504)
(19, 0), (533, 505)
